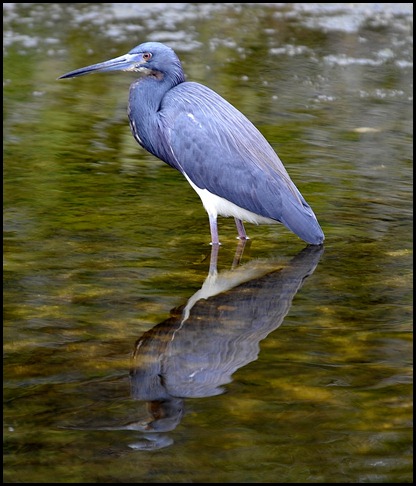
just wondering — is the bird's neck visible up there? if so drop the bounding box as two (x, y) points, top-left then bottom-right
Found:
(128, 74), (181, 157)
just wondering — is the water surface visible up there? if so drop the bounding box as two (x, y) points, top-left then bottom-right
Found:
(3, 3), (413, 483)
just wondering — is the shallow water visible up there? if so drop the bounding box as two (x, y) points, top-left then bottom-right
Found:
(3, 3), (413, 483)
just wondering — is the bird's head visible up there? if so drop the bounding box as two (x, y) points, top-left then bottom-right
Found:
(58, 41), (185, 84)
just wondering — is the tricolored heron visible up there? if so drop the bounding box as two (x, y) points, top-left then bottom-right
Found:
(59, 42), (324, 246)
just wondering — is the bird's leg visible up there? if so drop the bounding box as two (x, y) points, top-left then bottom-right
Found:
(209, 214), (221, 246)
(234, 218), (249, 240)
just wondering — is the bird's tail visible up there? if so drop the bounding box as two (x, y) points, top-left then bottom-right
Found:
(280, 194), (324, 245)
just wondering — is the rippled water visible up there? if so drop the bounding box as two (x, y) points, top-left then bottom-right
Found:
(3, 3), (413, 483)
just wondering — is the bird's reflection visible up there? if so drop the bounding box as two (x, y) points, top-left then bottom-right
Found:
(127, 243), (324, 450)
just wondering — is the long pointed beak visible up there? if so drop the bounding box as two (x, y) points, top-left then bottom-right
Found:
(58, 53), (143, 79)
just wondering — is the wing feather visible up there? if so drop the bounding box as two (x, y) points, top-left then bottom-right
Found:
(156, 82), (323, 243)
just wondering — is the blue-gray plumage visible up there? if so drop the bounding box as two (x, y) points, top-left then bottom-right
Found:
(59, 42), (324, 245)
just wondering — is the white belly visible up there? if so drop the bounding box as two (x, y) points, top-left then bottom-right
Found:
(184, 175), (276, 225)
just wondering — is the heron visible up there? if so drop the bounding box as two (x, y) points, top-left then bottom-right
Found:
(59, 42), (324, 246)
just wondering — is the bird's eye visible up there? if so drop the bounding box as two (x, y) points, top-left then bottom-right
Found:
(142, 52), (152, 61)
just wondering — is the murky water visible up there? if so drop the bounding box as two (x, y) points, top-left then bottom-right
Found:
(4, 3), (412, 483)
